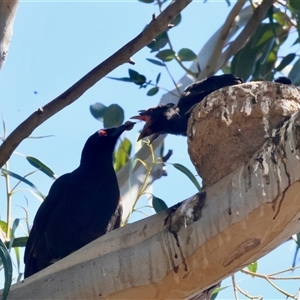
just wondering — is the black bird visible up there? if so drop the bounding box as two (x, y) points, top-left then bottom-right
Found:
(274, 76), (292, 84)
(24, 121), (135, 278)
(131, 74), (243, 142)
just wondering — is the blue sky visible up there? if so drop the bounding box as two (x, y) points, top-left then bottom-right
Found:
(1, 1), (300, 298)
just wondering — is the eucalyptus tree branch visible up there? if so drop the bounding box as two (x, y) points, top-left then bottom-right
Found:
(5, 82), (300, 299)
(219, 0), (275, 68)
(203, 0), (246, 77)
(0, 0), (192, 169)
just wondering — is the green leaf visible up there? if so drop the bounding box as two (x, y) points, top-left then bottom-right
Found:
(177, 48), (197, 61)
(152, 195), (168, 213)
(147, 31), (168, 52)
(231, 23), (288, 80)
(1, 169), (45, 199)
(26, 156), (57, 179)
(138, 0), (154, 3)
(290, 0), (300, 10)
(8, 218), (20, 250)
(27, 135), (54, 139)
(146, 58), (165, 66)
(103, 104), (125, 128)
(106, 76), (133, 83)
(147, 87), (159, 96)
(172, 163), (201, 191)
(210, 285), (230, 300)
(5, 237), (28, 248)
(128, 69), (147, 85)
(0, 239), (12, 300)
(114, 138), (132, 172)
(288, 58), (300, 85)
(247, 261), (258, 277)
(8, 219), (21, 272)
(89, 102), (107, 121)
(275, 53), (296, 71)
(156, 73), (161, 84)
(156, 49), (175, 62)
(171, 13), (181, 27)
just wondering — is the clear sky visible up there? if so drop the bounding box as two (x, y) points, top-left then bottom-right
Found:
(0, 1), (299, 298)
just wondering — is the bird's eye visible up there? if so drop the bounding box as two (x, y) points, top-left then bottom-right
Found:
(98, 130), (107, 136)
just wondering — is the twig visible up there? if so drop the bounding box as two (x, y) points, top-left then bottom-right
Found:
(241, 269), (297, 299)
(0, 0), (192, 169)
(235, 284), (263, 300)
(231, 274), (239, 300)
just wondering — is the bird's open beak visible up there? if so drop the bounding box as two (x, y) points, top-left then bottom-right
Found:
(130, 115), (153, 141)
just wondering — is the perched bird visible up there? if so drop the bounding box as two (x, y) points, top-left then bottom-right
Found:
(24, 121), (135, 278)
(131, 74), (243, 142)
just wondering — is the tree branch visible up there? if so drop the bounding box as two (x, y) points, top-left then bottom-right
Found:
(219, 0), (275, 67)
(4, 83), (300, 299)
(0, 0), (192, 168)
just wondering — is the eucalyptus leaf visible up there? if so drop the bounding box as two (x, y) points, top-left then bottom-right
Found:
(152, 195), (168, 213)
(177, 48), (197, 61)
(288, 58), (300, 85)
(138, 0), (154, 3)
(275, 53), (295, 71)
(156, 73), (161, 84)
(171, 13), (181, 27)
(247, 261), (258, 277)
(146, 58), (165, 66)
(103, 104), (124, 128)
(0, 239), (12, 300)
(128, 69), (147, 85)
(106, 76), (133, 83)
(172, 163), (201, 191)
(147, 31), (168, 52)
(147, 87), (159, 96)
(1, 169), (45, 199)
(26, 156), (57, 179)
(90, 102), (107, 121)
(156, 49), (175, 62)
(114, 138), (132, 172)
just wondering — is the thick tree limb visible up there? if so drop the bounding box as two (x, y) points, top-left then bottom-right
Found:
(4, 84), (300, 299)
(0, 0), (192, 168)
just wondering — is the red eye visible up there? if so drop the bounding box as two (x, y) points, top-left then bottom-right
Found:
(98, 130), (107, 136)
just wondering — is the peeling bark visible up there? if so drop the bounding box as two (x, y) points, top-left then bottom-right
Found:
(4, 85), (300, 299)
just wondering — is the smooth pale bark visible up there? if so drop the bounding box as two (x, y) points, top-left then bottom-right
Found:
(0, 0), (19, 70)
(4, 85), (300, 299)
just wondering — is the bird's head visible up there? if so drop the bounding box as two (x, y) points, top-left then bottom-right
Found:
(80, 121), (135, 164)
(131, 103), (177, 143)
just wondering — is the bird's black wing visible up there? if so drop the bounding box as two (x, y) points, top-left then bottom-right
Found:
(24, 173), (71, 277)
(178, 74), (243, 114)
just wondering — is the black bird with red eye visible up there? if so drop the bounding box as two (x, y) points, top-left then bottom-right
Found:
(24, 121), (135, 278)
(131, 74), (244, 142)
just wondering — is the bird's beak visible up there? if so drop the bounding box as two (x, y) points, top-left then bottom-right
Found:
(111, 121), (136, 138)
(130, 115), (148, 122)
(130, 115), (152, 141)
